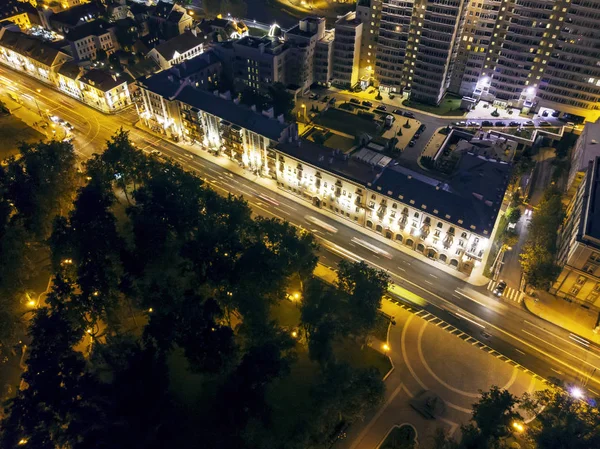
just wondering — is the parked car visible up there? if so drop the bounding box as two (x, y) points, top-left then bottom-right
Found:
(403, 111), (415, 118)
(393, 108), (404, 115)
(551, 110), (560, 118)
(309, 93), (319, 100)
(321, 95), (329, 103)
(493, 280), (507, 297)
(408, 140), (416, 147)
(418, 124), (426, 132)
(541, 110), (549, 117)
(376, 105), (387, 111)
(362, 100), (373, 107)
(350, 98), (360, 105)
(467, 121), (478, 127)
(150, 149), (162, 157)
(524, 120), (535, 126)
(482, 120), (493, 127)
(509, 121), (520, 127)
(414, 132), (421, 139)
(495, 121), (505, 127)
(453, 121), (467, 126)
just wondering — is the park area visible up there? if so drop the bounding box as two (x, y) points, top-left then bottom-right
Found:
(0, 114), (45, 159)
(304, 126), (356, 152)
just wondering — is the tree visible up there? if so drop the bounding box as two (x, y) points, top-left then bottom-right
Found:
(522, 388), (600, 449)
(95, 48), (107, 62)
(506, 207), (521, 224)
(471, 386), (521, 443)
(4, 140), (78, 239)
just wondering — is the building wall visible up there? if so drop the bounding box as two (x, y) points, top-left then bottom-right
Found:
(355, 0), (381, 84)
(72, 31), (116, 60)
(314, 37), (333, 84)
(273, 149), (488, 271)
(0, 12), (31, 30)
(332, 13), (362, 87)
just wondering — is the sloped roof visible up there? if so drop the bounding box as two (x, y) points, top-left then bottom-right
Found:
(178, 85), (290, 141)
(50, 3), (103, 27)
(0, 30), (67, 66)
(80, 69), (131, 91)
(66, 20), (113, 42)
(58, 60), (81, 79)
(153, 31), (205, 61)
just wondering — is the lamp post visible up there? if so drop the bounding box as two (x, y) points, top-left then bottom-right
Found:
(301, 103), (307, 123)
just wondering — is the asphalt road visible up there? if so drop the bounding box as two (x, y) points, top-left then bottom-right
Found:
(2, 66), (599, 398)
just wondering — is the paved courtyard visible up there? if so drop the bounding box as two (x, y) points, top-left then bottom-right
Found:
(338, 301), (545, 449)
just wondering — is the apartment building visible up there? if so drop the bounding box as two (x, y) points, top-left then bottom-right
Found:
(285, 17), (334, 91)
(456, 0), (600, 121)
(49, 2), (102, 33)
(147, 30), (206, 70)
(66, 20), (117, 61)
(0, 25), (72, 85)
(0, 1), (33, 30)
(213, 35), (289, 93)
(78, 69), (132, 113)
(355, 0), (381, 85)
(332, 12), (362, 88)
(552, 156), (600, 308)
(567, 119), (600, 195)
(136, 69), (296, 173)
(149, 0), (193, 39)
(275, 140), (508, 273)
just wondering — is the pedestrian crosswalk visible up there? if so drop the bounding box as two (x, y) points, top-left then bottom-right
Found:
(487, 280), (524, 303)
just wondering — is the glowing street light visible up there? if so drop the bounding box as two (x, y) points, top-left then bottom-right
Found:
(291, 330), (298, 338)
(570, 386), (585, 399)
(512, 421), (525, 433)
(382, 343), (390, 352)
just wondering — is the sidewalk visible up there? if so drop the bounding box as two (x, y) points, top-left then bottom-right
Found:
(523, 291), (600, 344)
(133, 121), (490, 287)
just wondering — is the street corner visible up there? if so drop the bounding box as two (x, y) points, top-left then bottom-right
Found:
(392, 312), (544, 421)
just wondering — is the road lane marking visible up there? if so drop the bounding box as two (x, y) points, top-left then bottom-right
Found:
(455, 313), (485, 329)
(514, 348), (525, 355)
(429, 274), (438, 278)
(521, 329), (600, 372)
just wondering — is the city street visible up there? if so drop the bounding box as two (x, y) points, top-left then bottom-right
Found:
(2, 65), (600, 420)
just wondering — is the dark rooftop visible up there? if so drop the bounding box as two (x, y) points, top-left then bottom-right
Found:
(152, 0), (174, 19)
(139, 51), (220, 95)
(0, 30), (67, 66)
(66, 20), (112, 42)
(153, 30), (205, 60)
(277, 139), (509, 237)
(58, 60), (81, 79)
(277, 139), (383, 186)
(50, 3), (103, 27)
(125, 58), (161, 80)
(177, 85), (290, 141)
(371, 154), (510, 236)
(80, 69), (131, 91)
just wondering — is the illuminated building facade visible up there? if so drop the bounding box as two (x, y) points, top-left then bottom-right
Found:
(553, 156), (600, 307)
(275, 140), (508, 273)
(332, 11), (363, 88)
(0, 25), (71, 85)
(147, 30), (206, 70)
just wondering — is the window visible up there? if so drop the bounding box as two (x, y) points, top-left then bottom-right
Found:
(414, 212), (419, 218)
(590, 253), (600, 262)
(584, 264), (595, 274)
(576, 276), (586, 285)
(570, 286), (580, 294)
(437, 222), (443, 229)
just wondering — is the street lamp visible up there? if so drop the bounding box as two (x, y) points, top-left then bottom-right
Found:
(301, 104), (307, 122)
(512, 421), (525, 433)
(570, 386), (585, 399)
(382, 343), (390, 354)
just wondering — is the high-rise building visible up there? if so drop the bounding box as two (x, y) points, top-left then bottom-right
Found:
(332, 12), (363, 88)
(356, 0), (600, 118)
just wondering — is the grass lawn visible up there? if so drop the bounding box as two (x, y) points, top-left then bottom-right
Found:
(334, 339), (392, 378)
(315, 108), (380, 137)
(0, 114), (45, 160)
(403, 94), (465, 117)
(372, 313), (390, 342)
